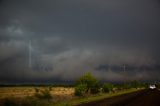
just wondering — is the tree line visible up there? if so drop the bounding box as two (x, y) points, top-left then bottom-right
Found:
(75, 72), (149, 96)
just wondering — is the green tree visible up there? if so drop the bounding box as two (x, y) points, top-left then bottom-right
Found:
(90, 80), (100, 94)
(75, 83), (87, 96)
(75, 72), (100, 95)
(102, 83), (114, 93)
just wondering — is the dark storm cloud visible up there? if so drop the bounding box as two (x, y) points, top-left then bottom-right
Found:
(0, 0), (160, 83)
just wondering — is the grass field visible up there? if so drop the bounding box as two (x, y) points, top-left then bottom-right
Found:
(0, 87), (74, 102)
(0, 87), (74, 96)
(0, 86), (142, 106)
(55, 88), (142, 106)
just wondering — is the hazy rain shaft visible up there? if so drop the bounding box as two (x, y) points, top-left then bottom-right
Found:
(0, 0), (160, 83)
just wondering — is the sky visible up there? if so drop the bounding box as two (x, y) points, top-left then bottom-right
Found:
(0, 0), (160, 83)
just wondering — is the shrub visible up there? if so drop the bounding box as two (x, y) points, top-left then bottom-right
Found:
(41, 89), (52, 99)
(76, 72), (100, 94)
(34, 88), (52, 100)
(34, 87), (39, 92)
(75, 83), (87, 96)
(49, 86), (52, 91)
(102, 83), (114, 93)
(90, 81), (100, 94)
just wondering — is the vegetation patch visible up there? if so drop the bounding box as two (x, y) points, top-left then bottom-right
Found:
(0, 72), (150, 106)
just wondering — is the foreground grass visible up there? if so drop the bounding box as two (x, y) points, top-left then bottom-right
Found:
(0, 87), (74, 106)
(54, 88), (143, 106)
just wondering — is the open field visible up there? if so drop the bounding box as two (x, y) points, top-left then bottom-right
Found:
(0, 87), (74, 98)
(0, 86), (144, 106)
(0, 87), (75, 104)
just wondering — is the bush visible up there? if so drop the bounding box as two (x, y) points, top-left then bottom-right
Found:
(34, 87), (39, 92)
(49, 86), (52, 91)
(76, 72), (100, 95)
(90, 81), (100, 94)
(75, 84), (87, 96)
(34, 88), (52, 100)
(102, 83), (114, 93)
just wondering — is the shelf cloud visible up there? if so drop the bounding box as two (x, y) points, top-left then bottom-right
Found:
(0, 0), (160, 83)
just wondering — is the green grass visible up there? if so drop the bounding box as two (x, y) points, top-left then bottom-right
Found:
(54, 88), (143, 106)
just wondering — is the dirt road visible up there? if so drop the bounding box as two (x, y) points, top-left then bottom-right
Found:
(76, 89), (160, 106)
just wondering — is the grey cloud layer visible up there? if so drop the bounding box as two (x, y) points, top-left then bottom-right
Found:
(0, 0), (160, 83)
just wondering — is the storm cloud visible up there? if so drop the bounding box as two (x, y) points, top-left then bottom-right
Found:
(0, 0), (160, 83)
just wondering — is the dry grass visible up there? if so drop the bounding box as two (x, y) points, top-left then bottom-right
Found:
(0, 87), (142, 106)
(0, 87), (34, 98)
(0, 87), (74, 100)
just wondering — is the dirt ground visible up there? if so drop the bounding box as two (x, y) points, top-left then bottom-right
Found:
(76, 89), (160, 106)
